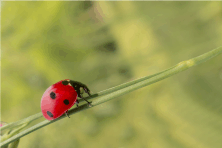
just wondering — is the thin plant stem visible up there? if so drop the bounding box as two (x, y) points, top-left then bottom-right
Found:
(1, 46), (222, 147)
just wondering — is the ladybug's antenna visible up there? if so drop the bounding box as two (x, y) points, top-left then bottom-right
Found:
(84, 88), (91, 96)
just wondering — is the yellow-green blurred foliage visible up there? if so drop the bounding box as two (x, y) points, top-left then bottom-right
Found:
(1, 1), (222, 148)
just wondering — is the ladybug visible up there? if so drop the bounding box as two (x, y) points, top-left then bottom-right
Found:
(41, 79), (91, 120)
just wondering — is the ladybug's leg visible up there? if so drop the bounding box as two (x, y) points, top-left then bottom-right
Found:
(76, 99), (79, 108)
(65, 111), (70, 118)
(79, 94), (92, 107)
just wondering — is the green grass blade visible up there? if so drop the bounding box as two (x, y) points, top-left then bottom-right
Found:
(1, 46), (221, 147)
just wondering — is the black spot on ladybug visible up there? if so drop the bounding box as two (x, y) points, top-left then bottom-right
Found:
(50, 92), (56, 99)
(47, 111), (53, 117)
(62, 81), (69, 85)
(63, 99), (69, 105)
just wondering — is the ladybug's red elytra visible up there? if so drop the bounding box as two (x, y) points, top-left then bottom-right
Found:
(41, 79), (91, 120)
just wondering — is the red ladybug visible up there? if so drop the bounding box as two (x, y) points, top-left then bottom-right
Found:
(41, 79), (91, 120)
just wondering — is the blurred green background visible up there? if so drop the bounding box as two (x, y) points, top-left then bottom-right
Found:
(1, 1), (222, 148)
